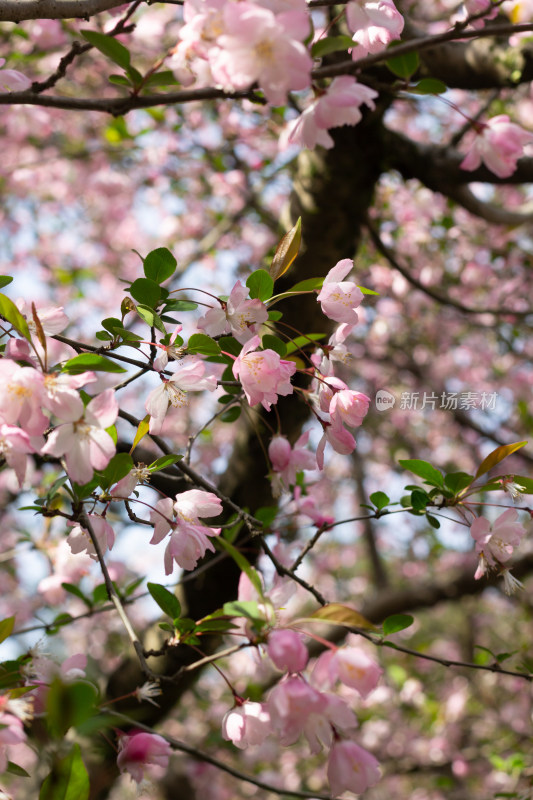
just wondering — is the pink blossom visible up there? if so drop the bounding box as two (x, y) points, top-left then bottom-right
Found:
(67, 514), (115, 560)
(153, 325), (184, 372)
(0, 422), (37, 487)
(267, 676), (328, 747)
(316, 416), (356, 469)
(232, 335), (296, 410)
(330, 387), (370, 428)
(346, 0), (404, 57)
(268, 432), (316, 495)
(460, 115), (533, 178)
(0, 58), (32, 92)
(212, 4), (312, 105)
(327, 739), (381, 795)
(111, 465), (152, 498)
(284, 76), (378, 150)
(317, 259), (364, 324)
(222, 701), (271, 748)
(41, 389), (118, 484)
(267, 629), (309, 673)
(0, 359), (47, 436)
(42, 371), (97, 423)
(292, 486), (334, 527)
(198, 281), (268, 343)
(313, 647), (382, 698)
(145, 356), (217, 434)
(470, 508), (526, 571)
(17, 300), (68, 335)
(117, 731), (172, 783)
(0, 706), (26, 773)
(150, 490), (222, 573)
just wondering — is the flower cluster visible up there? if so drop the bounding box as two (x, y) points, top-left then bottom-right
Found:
(222, 627), (382, 795)
(470, 508), (527, 593)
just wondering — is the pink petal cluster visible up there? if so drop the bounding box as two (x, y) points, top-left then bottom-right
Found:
(211, 3), (312, 105)
(198, 280), (268, 343)
(222, 701), (271, 748)
(0, 58), (32, 92)
(460, 115), (533, 178)
(232, 335), (296, 411)
(0, 422), (37, 487)
(153, 324), (184, 372)
(346, 0), (404, 57)
(267, 629), (309, 673)
(67, 514), (115, 560)
(313, 373), (370, 469)
(283, 76), (378, 150)
(317, 259), (364, 325)
(0, 359), (47, 436)
(145, 355), (217, 434)
(41, 389), (118, 484)
(268, 432), (316, 495)
(313, 646), (382, 698)
(150, 490), (223, 573)
(470, 508), (527, 576)
(327, 739), (381, 795)
(117, 731), (172, 783)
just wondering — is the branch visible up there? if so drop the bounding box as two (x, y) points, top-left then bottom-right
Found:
(440, 184), (533, 226)
(0, 0), (131, 21)
(0, 86), (266, 114)
(110, 712), (333, 799)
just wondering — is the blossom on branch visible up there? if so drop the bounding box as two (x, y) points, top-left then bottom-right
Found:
(145, 356), (217, 434)
(222, 701), (271, 748)
(150, 490), (223, 573)
(117, 731), (172, 783)
(0, 59), (31, 92)
(460, 115), (533, 178)
(41, 389), (118, 484)
(198, 280), (268, 343)
(317, 259), (364, 324)
(232, 335), (296, 410)
(346, 0), (404, 57)
(327, 739), (381, 795)
(211, 3), (312, 105)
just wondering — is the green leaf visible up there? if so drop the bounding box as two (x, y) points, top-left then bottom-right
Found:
(399, 459), (444, 488)
(144, 70), (180, 87)
(222, 600), (266, 621)
(383, 614), (414, 635)
(475, 441), (528, 479)
(187, 333), (221, 356)
(130, 415), (150, 453)
(311, 35), (353, 59)
(7, 760), (30, 777)
(61, 583), (92, 608)
(45, 680), (98, 739)
(386, 49), (419, 79)
(0, 293), (31, 341)
(80, 30), (131, 69)
(358, 285), (380, 296)
(444, 471), (474, 494)
(147, 582), (182, 620)
(129, 278), (161, 308)
(268, 310), (282, 321)
(136, 304), (166, 333)
(369, 491), (390, 510)
(287, 277), (324, 293)
(215, 538), (264, 597)
(143, 247), (177, 283)
(411, 489), (430, 511)
(426, 512), (440, 529)
(98, 452), (134, 489)
(246, 269), (274, 301)
(221, 406), (241, 423)
(269, 217), (301, 281)
(62, 354), (126, 374)
(218, 336), (242, 357)
(108, 73), (131, 87)
(407, 77), (447, 94)
(39, 744), (89, 800)
(253, 505), (278, 527)
(0, 616), (15, 644)
(262, 334), (286, 357)
(125, 65), (143, 87)
(0, 276), (13, 289)
(149, 454), (182, 472)
(163, 299), (198, 312)
(307, 603), (376, 630)
(284, 333), (326, 356)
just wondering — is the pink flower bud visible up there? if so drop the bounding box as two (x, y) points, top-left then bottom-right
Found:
(267, 630), (308, 673)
